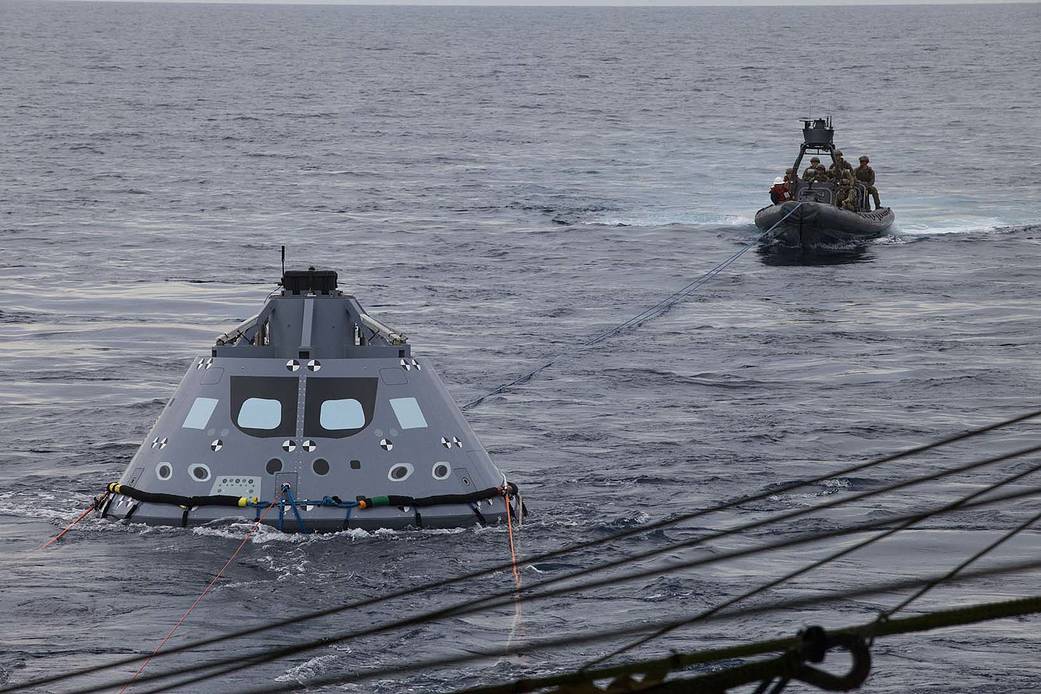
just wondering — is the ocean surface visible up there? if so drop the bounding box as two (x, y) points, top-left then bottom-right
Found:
(3, 2), (1041, 692)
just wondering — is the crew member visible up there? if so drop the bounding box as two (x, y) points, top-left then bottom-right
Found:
(829, 150), (854, 179)
(835, 168), (857, 210)
(769, 170), (795, 204)
(803, 156), (826, 180)
(855, 155), (882, 210)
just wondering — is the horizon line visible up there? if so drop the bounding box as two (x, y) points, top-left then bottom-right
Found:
(38, 0), (1041, 6)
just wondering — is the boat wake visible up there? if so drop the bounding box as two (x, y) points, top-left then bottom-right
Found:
(582, 210), (755, 228)
(893, 217), (1011, 236)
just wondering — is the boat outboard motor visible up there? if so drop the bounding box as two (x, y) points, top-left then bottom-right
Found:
(102, 268), (523, 532)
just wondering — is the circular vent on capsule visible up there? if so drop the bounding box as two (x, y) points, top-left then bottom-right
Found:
(388, 463), (414, 482)
(188, 463), (211, 482)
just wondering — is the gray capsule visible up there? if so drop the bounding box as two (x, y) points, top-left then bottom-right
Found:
(107, 268), (519, 532)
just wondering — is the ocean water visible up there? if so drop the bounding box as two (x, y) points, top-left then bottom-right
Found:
(2, 1), (1041, 692)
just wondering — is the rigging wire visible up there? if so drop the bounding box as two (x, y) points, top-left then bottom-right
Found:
(581, 456), (1041, 669)
(447, 589), (1041, 694)
(239, 557), (1041, 694)
(38, 443), (1041, 693)
(461, 203), (804, 411)
(119, 496), (283, 692)
(134, 657), (273, 694)
(82, 474), (1041, 694)
(881, 506), (1041, 621)
(582, 455), (1041, 665)
(9, 406), (1033, 694)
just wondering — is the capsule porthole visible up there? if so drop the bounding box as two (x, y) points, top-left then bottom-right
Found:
(156, 463), (173, 481)
(432, 462), (451, 480)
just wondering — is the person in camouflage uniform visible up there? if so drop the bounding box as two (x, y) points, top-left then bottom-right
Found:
(802, 156), (826, 181)
(855, 155), (882, 209)
(829, 149), (854, 179)
(835, 167), (858, 210)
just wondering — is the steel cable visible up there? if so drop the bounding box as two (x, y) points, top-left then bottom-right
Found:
(245, 556), (1041, 694)
(461, 203), (803, 411)
(581, 456), (1041, 669)
(881, 506), (1041, 620)
(449, 589), (1041, 694)
(86, 468), (1041, 694)
(10, 405), (1033, 694)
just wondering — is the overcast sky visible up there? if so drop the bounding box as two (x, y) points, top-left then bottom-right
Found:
(65, 0), (1041, 5)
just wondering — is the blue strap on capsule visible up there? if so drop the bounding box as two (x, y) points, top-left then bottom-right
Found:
(282, 486), (310, 534)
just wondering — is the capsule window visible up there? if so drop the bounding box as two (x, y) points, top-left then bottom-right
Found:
(389, 397), (428, 430)
(156, 463), (173, 481)
(230, 376), (298, 438)
(188, 463), (212, 482)
(182, 397), (219, 430)
(432, 462), (451, 480)
(303, 377), (378, 439)
(388, 463), (414, 482)
(319, 399), (366, 430)
(237, 398), (282, 430)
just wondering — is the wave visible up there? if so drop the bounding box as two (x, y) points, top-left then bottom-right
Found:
(191, 522), (473, 544)
(275, 654), (341, 684)
(191, 523), (387, 544)
(893, 217), (1010, 236)
(583, 211), (755, 227)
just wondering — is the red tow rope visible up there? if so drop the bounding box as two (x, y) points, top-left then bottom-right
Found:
(503, 487), (522, 590)
(120, 494), (283, 693)
(36, 492), (110, 552)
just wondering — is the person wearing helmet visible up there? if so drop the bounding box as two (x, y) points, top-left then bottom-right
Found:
(855, 155), (881, 210)
(838, 187), (859, 211)
(803, 156), (826, 180)
(768, 168), (798, 203)
(829, 149), (853, 179)
(769, 175), (788, 204)
(835, 166), (857, 210)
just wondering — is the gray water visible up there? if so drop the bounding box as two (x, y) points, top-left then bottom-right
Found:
(3, 2), (1041, 692)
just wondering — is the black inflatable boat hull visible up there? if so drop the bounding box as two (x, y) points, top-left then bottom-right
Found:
(754, 201), (895, 251)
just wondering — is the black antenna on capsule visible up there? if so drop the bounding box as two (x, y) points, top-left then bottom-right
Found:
(281, 245), (286, 277)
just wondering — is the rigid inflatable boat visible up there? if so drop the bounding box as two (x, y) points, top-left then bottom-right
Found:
(755, 118), (894, 251)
